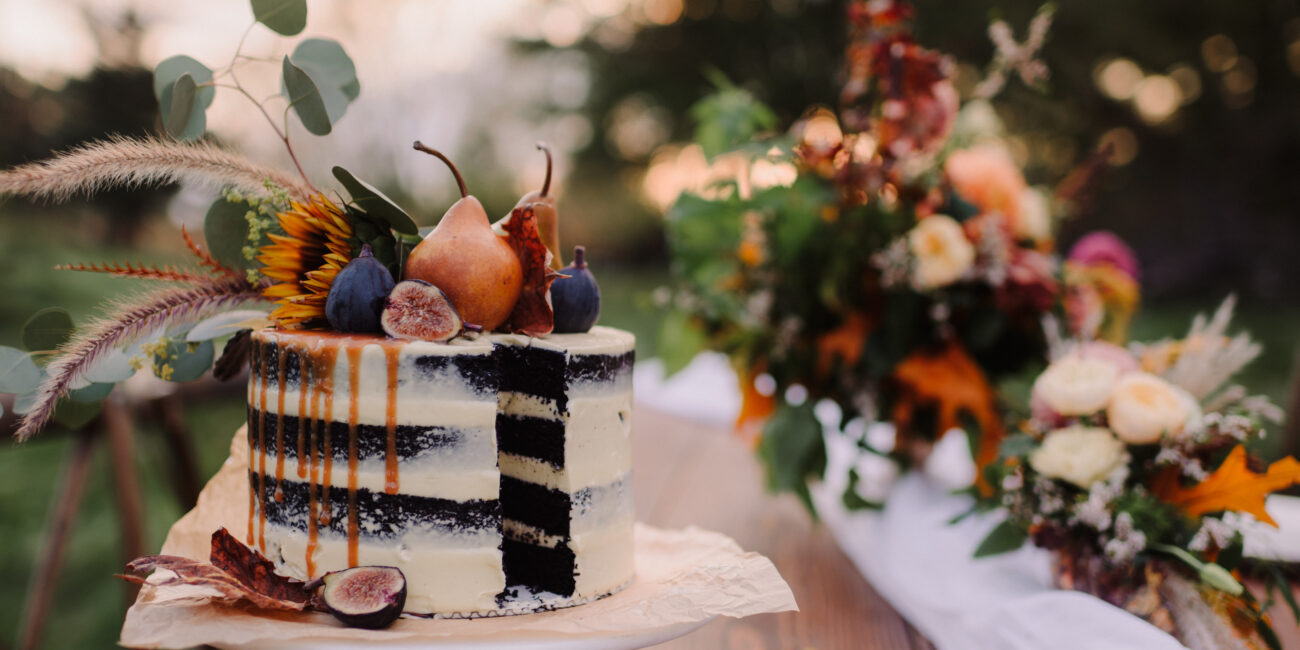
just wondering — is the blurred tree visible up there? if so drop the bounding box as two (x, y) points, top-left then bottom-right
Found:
(0, 11), (172, 247)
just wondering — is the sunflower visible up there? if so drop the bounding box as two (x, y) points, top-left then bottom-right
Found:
(258, 195), (354, 327)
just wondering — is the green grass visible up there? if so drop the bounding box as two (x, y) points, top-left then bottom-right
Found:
(1, 213), (1297, 648)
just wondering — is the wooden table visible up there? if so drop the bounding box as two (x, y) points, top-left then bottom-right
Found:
(631, 405), (933, 649)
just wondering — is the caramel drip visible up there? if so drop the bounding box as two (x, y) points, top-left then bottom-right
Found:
(306, 346), (335, 578)
(304, 348), (319, 579)
(256, 337), (271, 553)
(273, 347), (288, 502)
(247, 338), (259, 546)
(319, 346), (338, 528)
(383, 345), (401, 494)
(296, 345), (310, 480)
(345, 345), (362, 567)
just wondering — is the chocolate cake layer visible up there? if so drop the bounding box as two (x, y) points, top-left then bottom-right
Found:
(252, 473), (501, 537)
(492, 345), (634, 402)
(248, 407), (490, 462)
(495, 414), (566, 468)
(502, 539), (577, 596)
(500, 475), (571, 538)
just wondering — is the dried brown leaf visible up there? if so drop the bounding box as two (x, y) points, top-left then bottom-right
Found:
(501, 206), (561, 336)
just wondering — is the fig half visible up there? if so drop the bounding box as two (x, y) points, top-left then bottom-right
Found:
(381, 279), (464, 342)
(316, 565), (407, 629)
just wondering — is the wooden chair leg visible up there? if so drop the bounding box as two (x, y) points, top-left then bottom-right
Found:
(153, 394), (201, 510)
(103, 396), (145, 573)
(16, 430), (97, 650)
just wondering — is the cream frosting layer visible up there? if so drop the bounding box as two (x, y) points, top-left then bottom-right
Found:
(497, 394), (633, 492)
(489, 326), (635, 356)
(571, 518), (635, 601)
(254, 450), (499, 501)
(263, 523), (505, 614)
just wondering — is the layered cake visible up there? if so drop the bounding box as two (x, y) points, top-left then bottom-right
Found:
(246, 326), (634, 616)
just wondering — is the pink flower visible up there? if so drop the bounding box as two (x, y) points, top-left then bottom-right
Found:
(1067, 231), (1140, 281)
(945, 144), (1027, 226)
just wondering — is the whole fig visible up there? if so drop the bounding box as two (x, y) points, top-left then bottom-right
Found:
(326, 245), (395, 333)
(550, 245), (601, 333)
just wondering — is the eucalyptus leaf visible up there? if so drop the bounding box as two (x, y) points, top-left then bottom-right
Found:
(153, 55), (215, 108)
(332, 166), (418, 234)
(163, 72), (203, 140)
(973, 520), (1028, 558)
(53, 399), (101, 431)
(0, 347), (41, 394)
(69, 382), (114, 403)
(156, 340), (215, 383)
(187, 310), (271, 342)
(251, 0), (307, 36)
(204, 197), (256, 270)
(12, 390), (38, 415)
(287, 39), (359, 123)
(84, 347), (137, 384)
(282, 56), (332, 136)
(23, 308), (74, 353)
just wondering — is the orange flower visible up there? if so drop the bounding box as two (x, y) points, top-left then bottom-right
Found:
(258, 195), (354, 327)
(1154, 445), (1300, 526)
(945, 144), (1027, 225)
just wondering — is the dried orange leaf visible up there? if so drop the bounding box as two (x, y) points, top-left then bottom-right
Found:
(119, 528), (310, 611)
(1154, 445), (1300, 526)
(501, 206), (561, 337)
(890, 339), (1004, 494)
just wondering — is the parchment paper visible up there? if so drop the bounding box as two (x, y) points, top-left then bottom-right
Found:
(119, 428), (797, 649)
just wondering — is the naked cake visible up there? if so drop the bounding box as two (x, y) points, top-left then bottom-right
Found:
(245, 326), (635, 616)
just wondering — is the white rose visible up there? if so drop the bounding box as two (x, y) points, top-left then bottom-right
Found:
(1030, 426), (1127, 488)
(1032, 355), (1120, 416)
(1106, 373), (1197, 444)
(909, 215), (975, 290)
(1016, 186), (1052, 243)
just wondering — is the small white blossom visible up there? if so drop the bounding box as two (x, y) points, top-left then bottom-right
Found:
(1103, 512), (1148, 563)
(1187, 517), (1236, 553)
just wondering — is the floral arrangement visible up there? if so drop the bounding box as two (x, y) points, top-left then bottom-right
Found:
(660, 0), (1137, 510)
(976, 298), (1300, 649)
(0, 0), (589, 443)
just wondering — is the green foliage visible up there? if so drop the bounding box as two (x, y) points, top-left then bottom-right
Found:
(842, 468), (883, 511)
(154, 339), (216, 383)
(656, 310), (708, 377)
(690, 74), (778, 159)
(153, 55), (215, 141)
(251, 0), (307, 36)
(161, 72), (204, 141)
(22, 308), (74, 353)
(757, 401), (827, 517)
(287, 39), (360, 123)
(0, 346), (41, 393)
(205, 197), (260, 270)
(973, 520), (1029, 557)
(282, 56), (333, 136)
(68, 382), (113, 403)
(333, 166), (418, 235)
(51, 399), (101, 430)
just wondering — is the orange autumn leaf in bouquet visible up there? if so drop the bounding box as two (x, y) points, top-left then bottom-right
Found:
(1154, 445), (1300, 526)
(890, 340), (1004, 493)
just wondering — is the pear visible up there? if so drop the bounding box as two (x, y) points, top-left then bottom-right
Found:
(404, 142), (522, 331)
(509, 142), (563, 271)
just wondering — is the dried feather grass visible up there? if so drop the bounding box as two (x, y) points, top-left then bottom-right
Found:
(15, 276), (268, 441)
(1162, 296), (1262, 400)
(54, 262), (212, 283)
(0, 136), (311, 204)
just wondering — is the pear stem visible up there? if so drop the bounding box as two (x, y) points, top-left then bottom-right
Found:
(536, 142), (552, 197)
(572, 245), (587, 269)
(412, 141), (468, 198)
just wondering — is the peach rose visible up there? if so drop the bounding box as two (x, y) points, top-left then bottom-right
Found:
(908, 215), (975, 290)
(945, 144), (1027, 226)
(1106, 373), (1200, 444)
